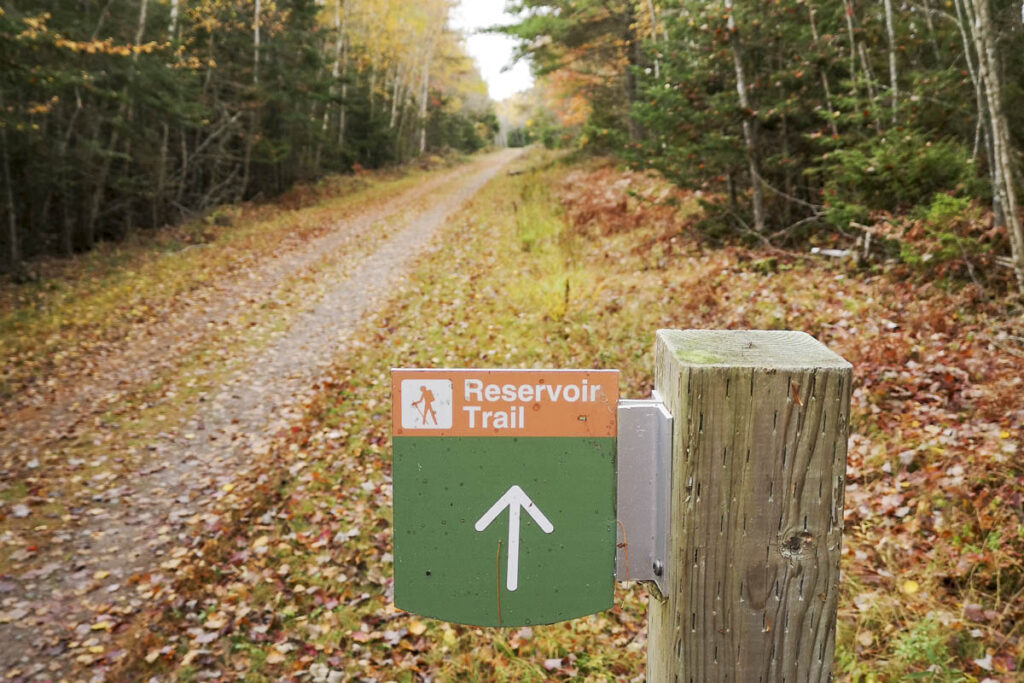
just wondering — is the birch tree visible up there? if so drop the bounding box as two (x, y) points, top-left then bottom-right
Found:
(962, 0), (1024, 292)
(724, 0), (765, 233)
(883, 0), (899, 124)
(1, 88), (16, 270)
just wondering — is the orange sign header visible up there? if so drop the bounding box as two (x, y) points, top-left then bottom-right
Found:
(391, 369), (618, 438)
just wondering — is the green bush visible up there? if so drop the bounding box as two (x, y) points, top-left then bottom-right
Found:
(815, 131), (981, 229)
(899, 193), (986, 274)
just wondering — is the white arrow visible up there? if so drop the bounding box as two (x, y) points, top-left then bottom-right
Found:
(474, 484), (554, 592)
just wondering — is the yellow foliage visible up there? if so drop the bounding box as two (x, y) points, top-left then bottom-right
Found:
(17, 12), (51, 39)
(25, 101), (54, 116)
(311, 0), (486, 118)
(52, 36), (167, 57)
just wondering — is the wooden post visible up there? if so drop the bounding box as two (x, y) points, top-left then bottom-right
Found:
(649, 330), (851, 683)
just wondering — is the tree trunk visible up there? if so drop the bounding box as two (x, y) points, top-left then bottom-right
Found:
(964, 0), (1024, 292)
(920, 0), (943, 63)
(339, 10), (348, 148)
(858, 43), (883, 133)
(156, 121), (169, 226)
(177, 127), (189, 204)
(883, 0), (899, 124)
(725, 0), (765, 232)
(122, 0), (148, 238)
(782, 113), (793, 226)
(624, 3), (641, 142)
(60, 89), (84, 255)
(324, 0), (343, 135)
(1, 93), (17, 270)
(242, 0), (262, 199)
(369, 63), (377, 120)
(645, 0), (661, 79)
(954, 0), (1002, 225)
(841, 0), (858, 88)
(326, 0), (349, 149)
(253, 0), (262, 85)
(808, 3), (839, 138)
(169, 0), (179, 39)
(134, 0), (148, 49)
(418, 50), (432, 155)
(390, 63), (404, 130)
(418, 19), (439, 157)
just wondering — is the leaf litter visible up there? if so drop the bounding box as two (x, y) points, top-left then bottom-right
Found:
(0, 151), (520, 680)
(3, 149), (1023, 681)
(103, 153), (1022, 682)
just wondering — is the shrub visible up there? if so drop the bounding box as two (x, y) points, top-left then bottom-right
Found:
(897, 193), (993, 282)
(814, 131), (981, 230)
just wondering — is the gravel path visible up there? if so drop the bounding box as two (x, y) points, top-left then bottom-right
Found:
(0, 149), (521, 679)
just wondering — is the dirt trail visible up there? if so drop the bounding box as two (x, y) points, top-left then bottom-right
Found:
(0, 149), (521, 679)
(1, 153), (513, 453)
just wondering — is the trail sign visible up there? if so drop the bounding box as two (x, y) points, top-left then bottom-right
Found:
(391, 369), (618, 627)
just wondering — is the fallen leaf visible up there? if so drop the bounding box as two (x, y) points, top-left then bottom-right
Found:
(0, 607), (29, 623)
(544, 658), (563, 671)
(203, 613), (228, 630)
(964, 603), (986, 622)
(194, 631), (219, 645)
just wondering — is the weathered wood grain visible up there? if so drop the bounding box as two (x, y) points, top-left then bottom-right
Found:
(649, 330), (852, 683)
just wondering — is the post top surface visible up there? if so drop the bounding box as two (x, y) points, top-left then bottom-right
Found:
(657, 329), (852, 369)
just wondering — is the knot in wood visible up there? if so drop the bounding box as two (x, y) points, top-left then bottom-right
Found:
(779, 531), (816, 560)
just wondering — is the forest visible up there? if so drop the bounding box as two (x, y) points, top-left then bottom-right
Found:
(502, 0), (1024, 293)
(0, 0), (498, 269)
(4, 0), (1023, 294)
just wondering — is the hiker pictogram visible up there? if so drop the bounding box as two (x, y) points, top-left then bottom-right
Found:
(412, 385), (438, 425)
(399, 378), (452, 429)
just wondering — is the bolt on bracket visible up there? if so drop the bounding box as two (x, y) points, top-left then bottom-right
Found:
(615, 394), (672, 595)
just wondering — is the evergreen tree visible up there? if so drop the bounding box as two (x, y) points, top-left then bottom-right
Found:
(0, 0), (498, 269)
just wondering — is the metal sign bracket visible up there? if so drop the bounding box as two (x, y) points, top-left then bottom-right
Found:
(615, 394), (672, 595)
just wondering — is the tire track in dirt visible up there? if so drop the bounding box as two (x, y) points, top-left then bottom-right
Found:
(1, 154), (507, 456)
(0, 149), (521, 679)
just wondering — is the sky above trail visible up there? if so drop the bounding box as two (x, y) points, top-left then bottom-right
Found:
(451, 0), (534, 102)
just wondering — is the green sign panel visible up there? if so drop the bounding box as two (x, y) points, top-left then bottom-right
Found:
(391, 369), (618, 627)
